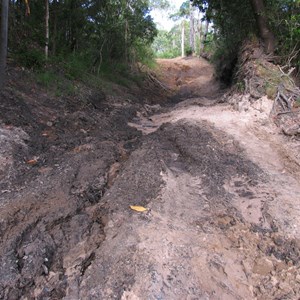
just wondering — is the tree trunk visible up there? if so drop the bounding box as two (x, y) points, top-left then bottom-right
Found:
(189, 1), (195, 53)
(124, 0), (129, 63)
(250, 0), (275, 54)
(125, 19), (128, 63)
(198, 19), (203, 56)
(45, 0), (49, 59)
(52, 0), (58, 56)
(200, 19), (209, 54)
(0, 0), (9, 88)
(181, 20), (185, 57)
(24, 0), (30, 15)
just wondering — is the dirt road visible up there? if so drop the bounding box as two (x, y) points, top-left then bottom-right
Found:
(1, 57), (300, 299)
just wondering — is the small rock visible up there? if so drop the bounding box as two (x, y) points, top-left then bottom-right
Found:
(42, 264), (49, 275)
(287, 260), (294, 267)
(273, 236), (284, 246)
(265, 282), (274, 290)
(253, 257), (274, 275)
(279, 281), (291, 293)
(282, 124), (300, 136)
(275, 260), (287, 272)
(271, 276), (278, 286)
(46, 121), (53, 127)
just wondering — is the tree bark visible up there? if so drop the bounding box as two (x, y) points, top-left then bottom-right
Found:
(181, 20), (185, 57)
(125, 19), (128, 62)
(52, 0), (58, 56)
(198, 19), (203, 56)
(124, 0), (129, 63)
(0, 0), (9, 88)
(45, 0), (49, 59)
(250, 0), (275, 54)
(200, 19), (209, 54)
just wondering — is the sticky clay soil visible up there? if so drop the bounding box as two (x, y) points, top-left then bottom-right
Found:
(1, 57), (300, 300)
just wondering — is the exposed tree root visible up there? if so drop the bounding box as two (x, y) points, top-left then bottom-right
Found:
(227, 39), (300, 136)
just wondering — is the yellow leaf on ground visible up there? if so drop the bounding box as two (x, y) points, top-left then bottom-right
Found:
(130, 205), (148, 212)
(27, 159), (38, 165)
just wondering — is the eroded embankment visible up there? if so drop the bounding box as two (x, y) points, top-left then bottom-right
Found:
(0, 69), (145, 298)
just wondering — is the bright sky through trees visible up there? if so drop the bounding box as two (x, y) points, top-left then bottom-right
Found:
(151, 0), (184, 30)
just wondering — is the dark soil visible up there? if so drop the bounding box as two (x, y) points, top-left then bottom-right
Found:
(1, 58), (300, 299)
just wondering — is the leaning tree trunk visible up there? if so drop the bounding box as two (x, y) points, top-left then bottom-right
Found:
(250, 0), (275, 54)
(0, 0), (9, 89)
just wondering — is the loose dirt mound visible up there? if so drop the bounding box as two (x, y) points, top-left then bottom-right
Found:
(157, 57), (222, 101)
(1, 58), (300, 299)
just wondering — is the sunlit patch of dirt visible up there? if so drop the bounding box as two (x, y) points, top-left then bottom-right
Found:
(157, 57), (222, 100)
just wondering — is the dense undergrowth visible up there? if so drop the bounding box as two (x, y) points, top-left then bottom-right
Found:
(191, 0), (300, 85)
(32, 59), (148, 100)
(5, 0), (158, 93)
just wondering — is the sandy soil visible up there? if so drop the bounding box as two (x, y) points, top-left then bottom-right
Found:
(1, 57), (300, 299)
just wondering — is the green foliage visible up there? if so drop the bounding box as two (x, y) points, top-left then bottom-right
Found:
(201, 31), (215, 55)
(149, 0), (170, 10)
(178, 0), (191, 18)
(170, 0), (190, 20)
(185, 47), (193, 56)
(15, 48), (45, 69)
(266, 0), (300, 66)
(36, 71), (58, 88)
(63, 54), (90, 80)
(211, 39), (238, 84)
(133, 39), (157, 68)
(192, 0), (256, 82)
(36, 68), (78, 96)
(235, 81), (245, 93)
(152, 20), (195, 59)
(152, 30), (180, 58)
(191, 0), (300, 83)
(93, 60), (143, 88)
(8, 0), (158, 75)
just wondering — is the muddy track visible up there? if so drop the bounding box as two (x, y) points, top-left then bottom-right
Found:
(1, 58), (300, 299)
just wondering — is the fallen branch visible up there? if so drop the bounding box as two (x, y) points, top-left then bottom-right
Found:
(146, 71), (171, 93)
(276, 110), (300, 116)
(138, 64), (171, 93)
